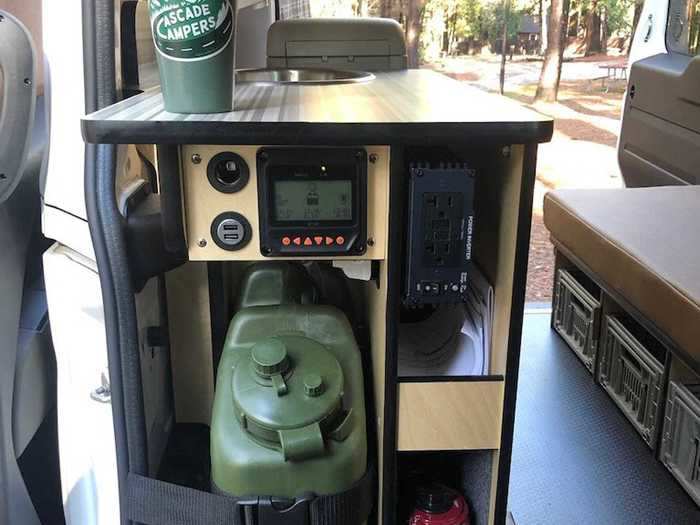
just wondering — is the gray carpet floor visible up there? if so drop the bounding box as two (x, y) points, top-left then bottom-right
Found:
(508, 312), (700, 525)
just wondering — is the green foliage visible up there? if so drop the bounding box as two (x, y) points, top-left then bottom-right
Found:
(574, 0), (637, 36)
(422, 0), (484, 42)
(454, 0), (484, 39)
(481, 1), (524, 43)
(603, 0), (636, 35)
(422, 0), (533, 51)
(411, 0), (637, 59)
(690, 0), (700, 55)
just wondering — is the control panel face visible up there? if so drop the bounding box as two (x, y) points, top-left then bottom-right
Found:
(180, 145), (387, 262)
(403, 166), (476, 305)
(257, 148), (368, 257)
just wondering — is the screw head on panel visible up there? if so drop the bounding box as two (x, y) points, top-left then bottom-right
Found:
(367, 238), (375, 247)
(191, 153), (202, 165)
(198, 239), (207, 248)
(369, 153), (378, 164)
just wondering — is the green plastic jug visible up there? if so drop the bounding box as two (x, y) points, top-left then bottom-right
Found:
(236, 262), (318, 309)
(211, 300), (367, 499)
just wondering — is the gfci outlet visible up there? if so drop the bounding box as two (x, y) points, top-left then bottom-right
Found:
(421, 191), (465, 269)
(404, 166), (476, 306)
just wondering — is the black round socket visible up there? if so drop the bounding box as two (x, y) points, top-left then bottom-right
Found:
(211, 212), (252, 251)
(207, 152), (249, 193)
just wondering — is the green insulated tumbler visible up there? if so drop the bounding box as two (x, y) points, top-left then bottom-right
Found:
(149, 0), (235, 113)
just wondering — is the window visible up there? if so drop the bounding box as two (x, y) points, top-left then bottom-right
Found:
(278, 0), (371, 19)
(668, 0), (700, 56)
(279, 0), (312, 19)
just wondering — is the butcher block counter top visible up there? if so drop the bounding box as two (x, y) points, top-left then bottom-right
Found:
(82, 69), (553, 145)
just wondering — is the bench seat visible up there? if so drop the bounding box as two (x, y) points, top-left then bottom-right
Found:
(543, 186), (700, 363)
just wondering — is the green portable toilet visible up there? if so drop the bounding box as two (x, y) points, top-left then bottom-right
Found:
(211, 264), (368, 510)
(236, 262), (318, 309)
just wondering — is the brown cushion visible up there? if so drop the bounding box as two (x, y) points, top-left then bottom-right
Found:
(543, 186), (700, 363)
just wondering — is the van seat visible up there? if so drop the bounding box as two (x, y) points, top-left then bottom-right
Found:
(267, 18), (408, 71)
(543, 186), (700, 361)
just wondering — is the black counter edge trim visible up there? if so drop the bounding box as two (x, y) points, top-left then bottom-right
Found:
(208, 262), (227, 377)
(82, 120), (555, 147)
(381, 145), (405, 525)
(396, 448), (498, 456)
(156, 145), (187, 254)
(398, 375), (505, 383)
(493, 143), (538, 525)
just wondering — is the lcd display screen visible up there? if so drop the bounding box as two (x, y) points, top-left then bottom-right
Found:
(274, 179), (353, 221)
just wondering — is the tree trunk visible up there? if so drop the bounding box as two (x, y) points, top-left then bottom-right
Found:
(600, 6), (608, 54)
(443, 12), (450, 53)
(627, 0), (644, 54)
(380, 0), (392, 19)
(535, 0), (570, 102)
(449, 12), (458, 53)
(539, 0), (548, 54)
(584, 0), (601, 56)
(406, 0), (424, 68)
(500, 0), (510, 94)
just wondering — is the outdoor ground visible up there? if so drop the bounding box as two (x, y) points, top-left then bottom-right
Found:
(431, 55), (627, 302)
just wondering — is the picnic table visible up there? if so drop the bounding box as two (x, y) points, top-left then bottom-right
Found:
(599, 62), (628, 92)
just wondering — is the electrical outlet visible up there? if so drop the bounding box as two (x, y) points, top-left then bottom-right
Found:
(404, 166), (476, 305)
(421, 191), (464, 268)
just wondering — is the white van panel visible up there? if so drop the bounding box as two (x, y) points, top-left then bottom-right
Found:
(42, 0), (88, 221)
(629, 0), (671, 66)
(44, 244), (120, 525)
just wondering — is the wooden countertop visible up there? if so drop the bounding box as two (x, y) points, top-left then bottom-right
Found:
(82, 69), (553, 145)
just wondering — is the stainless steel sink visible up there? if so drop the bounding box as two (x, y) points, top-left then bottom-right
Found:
(235, 68), (375, 86)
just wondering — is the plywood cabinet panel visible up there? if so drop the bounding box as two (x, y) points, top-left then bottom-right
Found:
(398, 381), (504, 451)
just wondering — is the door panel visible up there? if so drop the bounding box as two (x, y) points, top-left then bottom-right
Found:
(619, 0), (700, 187)
(0, 8), (46, 525)
(44, 244), (121, 525)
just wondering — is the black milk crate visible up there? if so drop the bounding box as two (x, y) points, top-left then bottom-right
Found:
(553, 269), (601, 373)
(597, 315), (666, 449)
(660, 382), (700, 507)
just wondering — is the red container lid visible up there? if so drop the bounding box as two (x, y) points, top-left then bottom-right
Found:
(409, 484), (470, 525)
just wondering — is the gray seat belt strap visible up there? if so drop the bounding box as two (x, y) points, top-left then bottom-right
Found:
(126, 463), (374, 525)
(127, 473), (245, 525)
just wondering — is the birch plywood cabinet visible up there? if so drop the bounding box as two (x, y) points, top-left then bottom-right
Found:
(397, 381), (504, 451)
(83, 68), (552, 525)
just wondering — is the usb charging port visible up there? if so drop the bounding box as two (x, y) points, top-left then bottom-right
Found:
(215, 216), (248, 249)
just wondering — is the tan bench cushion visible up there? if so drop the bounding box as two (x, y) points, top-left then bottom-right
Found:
(544, 186), (700, 362)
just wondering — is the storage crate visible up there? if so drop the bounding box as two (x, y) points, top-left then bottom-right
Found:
(552, 269), (601, 372)
(660, 382), (700, 507)
(597, 315), (665, 448)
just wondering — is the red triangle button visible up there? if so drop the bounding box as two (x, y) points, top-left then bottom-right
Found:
(325, 237), (334, 245)
(293, 237), (302, 246)
(303, 237), (313, 246)
(314, 236), (323, 245)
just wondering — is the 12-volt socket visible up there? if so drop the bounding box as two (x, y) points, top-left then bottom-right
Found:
(207, 152), (250, 193)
